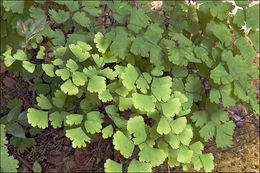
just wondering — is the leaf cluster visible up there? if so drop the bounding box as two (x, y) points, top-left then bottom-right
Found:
(1, 0), (259, 172)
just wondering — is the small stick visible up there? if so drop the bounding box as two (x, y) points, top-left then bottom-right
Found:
(16, 155), (33, 171)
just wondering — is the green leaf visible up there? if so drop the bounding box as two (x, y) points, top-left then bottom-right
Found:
(92, 54), (104, 68)
(49, 111), (67, 128)
(122, 64), (139, 90)
(200, 153), (214, 172)
(56, 69), (70, 81)
(6, 106), (20, 123)
(72, 11), (90, 28)
(53, 46), (67, 57)
(113, 131), (135, 158)
(220, 84), (236, 108)
(94, 32), (110, 54)
(128, 159), (152, 173)
(61, 79), (79, 95)
(104, 159), (122, 173)
(53, 58), (63, 66)
(194, 46), (213, 67)
(66, 114), (83, 126)
(168, 47), (189, 66)
(165, 132), (179, 149)
(42, 64), (55, 77)
(234, 81), (248, 101)
(246, 5), (259, 30)
(22, 61), (36, 73)
(10, 136), (36, 153)
(72, 72), (87, 86)
(185, 75), (202, 93)
(233, 9), (245, 27)
(58, 1), (79, 12)
(216, 120), (235, 148)
(177, 149), (193, 163)
(128, 8), (149, 33)
(170, 117), (187, 134)
(102, 125), (113, 139)
(0, 128), (19, 172)
(69, 42), (91, 62)
(2, 0), (24, 14)
(27, 108), (48, 129)
(37, 94), (52, 109)
(150, 45), (163, 66)
(190, 141), (204, 155)
(84, 111), (103, 134)
(248, 86), (259, 113)
(49, 9), (70, 23)
(65, 127), (90, 148)
(98, 89), (113, 102)
(157, 116), (171, 135)
(127, 116), (147, 144)
(139, 144), (167, 167)
(119, 97), (132, 111)
(13, 49), (27, 61)
(7, 123), (25, 138)
(33, 162), (42, 173)
(3, 48), (15, 67)
(192, 155), (203, 171)
(144, 23), (163, 44)
(52, 29), (65, 46)
(87, 75), (106, 93)
(105, 106), (127, 129)
(132, 93), (155, 112)
(178, 125), (193, 146)
(209, 88), (221, 104)
(210, 64), (233, 85)
(52, 90), (67, 108)
(235, 37), (256, 62)
(171, 33), (193, 47)
(36, 46), (45, 59)
(248, 30), (259, 50)
(191, 111), (209, 127)
(209, 2), (234, 21)
(206, 21), (232, 46)
(29, 7), (46, 21)
(66, 59), (78, 72)
(161, 98), (181, 118)
(151, 77), (172, 102)
(110, 27), (131, 59)
(130, 36), (150, 57)
(136, 73), (151, 94)
(199, 122), (215, 142)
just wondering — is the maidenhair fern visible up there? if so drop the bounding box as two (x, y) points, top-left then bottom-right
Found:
(0, 125), (19, 172)
(1, 0), (259, 172)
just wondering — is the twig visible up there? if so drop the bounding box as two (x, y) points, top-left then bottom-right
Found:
(73, 93), (85, 113)
(16, 155), (33, 171)
(234, 128), (259, 138)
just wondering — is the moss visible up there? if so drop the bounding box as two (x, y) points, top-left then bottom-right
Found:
(213, 119), (259, 172)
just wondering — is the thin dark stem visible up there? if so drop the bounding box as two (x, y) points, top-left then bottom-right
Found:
(16, 155), (33, 171)
(73, 93), (85, 113)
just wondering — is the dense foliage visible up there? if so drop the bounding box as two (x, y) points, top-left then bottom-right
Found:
(0, 0), (259, 172)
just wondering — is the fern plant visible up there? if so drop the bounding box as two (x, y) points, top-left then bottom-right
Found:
(0, 124), (19, 172)
(1, 0), (259, 172)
